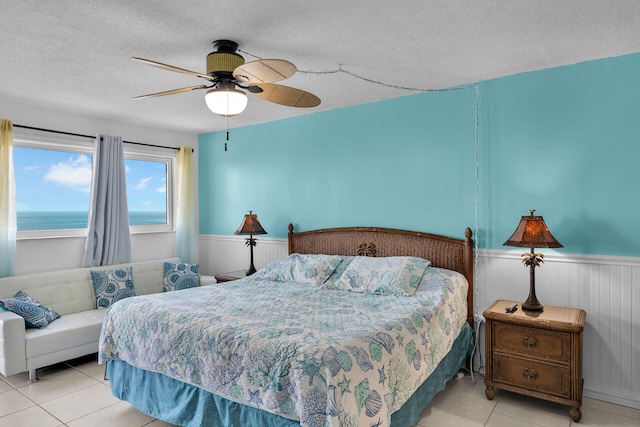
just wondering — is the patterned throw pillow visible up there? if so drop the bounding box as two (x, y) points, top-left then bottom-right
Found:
(322, 256), (354, 290)
(90, 266), (136, 309)
(336, 256), (431, 296)
(0, 290), (61, 328)
(253, 253), (344, 285)
(163, 262), (200, 292)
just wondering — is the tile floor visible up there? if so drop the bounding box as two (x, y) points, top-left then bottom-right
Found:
(1, 355), (638, 427)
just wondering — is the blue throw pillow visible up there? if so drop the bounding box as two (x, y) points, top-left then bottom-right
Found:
(0, 290), (61, 328)
(90, 266), (136, 309)
(163, 262), (200, 292)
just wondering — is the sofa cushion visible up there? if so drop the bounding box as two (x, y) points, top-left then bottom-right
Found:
(25, 309), (107, 359)
(0, 291), (61, 329)
(90, 267), (136, 309)
(163, 262), (200, 292)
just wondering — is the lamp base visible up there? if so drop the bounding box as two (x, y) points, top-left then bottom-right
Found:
(245, 236), (257, 276)
(522, 261), (544, 311)
(522, 297), (544, 311)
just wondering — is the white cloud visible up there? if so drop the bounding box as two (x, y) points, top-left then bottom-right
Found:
(134, 177), (152, 190)
(44, 155), (92, 192)
(156, 185), (166, 193)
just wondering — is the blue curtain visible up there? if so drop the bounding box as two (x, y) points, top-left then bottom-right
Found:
(82, 135), (131, 267)
(0, 119), (16, 277)
(174, 146), (197, 264)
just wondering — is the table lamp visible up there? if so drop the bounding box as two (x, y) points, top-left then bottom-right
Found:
(234, 211), (267, 275)
(503, 210), (563, 311)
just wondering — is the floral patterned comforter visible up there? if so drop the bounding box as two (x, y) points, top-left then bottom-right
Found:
(99, 267), (468, 427)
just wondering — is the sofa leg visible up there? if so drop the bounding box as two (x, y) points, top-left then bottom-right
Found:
(28, 369), (39, 383)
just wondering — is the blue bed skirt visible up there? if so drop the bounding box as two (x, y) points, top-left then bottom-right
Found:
(106, 322), (474, 427)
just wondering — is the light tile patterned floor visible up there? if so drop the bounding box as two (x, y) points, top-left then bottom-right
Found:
(1, 355), (638, 426)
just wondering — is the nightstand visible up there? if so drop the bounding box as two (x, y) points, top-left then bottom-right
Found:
(483, 300), (586, 422)
(214, 270), (248, 283)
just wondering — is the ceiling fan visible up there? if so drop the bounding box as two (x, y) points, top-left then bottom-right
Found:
(132, 39), (321, 117)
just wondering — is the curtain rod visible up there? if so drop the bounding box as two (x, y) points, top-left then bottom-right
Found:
(13, 124), (193, 152)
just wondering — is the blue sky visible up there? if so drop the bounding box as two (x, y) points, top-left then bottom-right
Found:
(13, 147), (167, 212)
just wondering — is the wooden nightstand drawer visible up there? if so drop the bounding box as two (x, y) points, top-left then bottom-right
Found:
(493, 322), (570, 363)
(494, 354), (570, 398)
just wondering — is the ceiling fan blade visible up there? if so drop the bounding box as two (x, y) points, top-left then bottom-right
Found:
(133, 85), (209, 100)
(132, 57), (214, 81)
(233, 59), (296, 84)
(251, 83), (321, 108)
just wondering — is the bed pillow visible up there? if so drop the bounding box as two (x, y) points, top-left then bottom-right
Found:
(322, 256), (354, 290)
(336, 256), (431, 296)
(90, 266), (136, 309)
(164, 262), (200, 292)
(253, 253), (344, 285)
(0, 290), (61, 328)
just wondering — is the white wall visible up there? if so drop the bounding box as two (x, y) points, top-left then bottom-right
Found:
(1, 97), (198, 274)
(14, 233), (177, 275)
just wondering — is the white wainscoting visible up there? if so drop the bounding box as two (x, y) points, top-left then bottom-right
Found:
(198, 234), (640, 409)
(477, 249), (640, 409)
(198, 234), (289, 277)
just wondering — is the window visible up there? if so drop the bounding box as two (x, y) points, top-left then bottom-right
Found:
(125, 155), (172, 232)
(13, 129), (174, 238)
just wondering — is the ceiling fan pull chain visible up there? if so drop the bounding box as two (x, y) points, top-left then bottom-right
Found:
(224, 115), (229, 151)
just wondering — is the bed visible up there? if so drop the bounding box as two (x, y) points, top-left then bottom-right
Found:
(100, 225), (475, 427)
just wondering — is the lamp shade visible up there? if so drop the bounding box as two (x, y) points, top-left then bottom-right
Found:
(503, 210), (563, 249)
(234, 211), (267, 236)
(205, 83), (248, 117)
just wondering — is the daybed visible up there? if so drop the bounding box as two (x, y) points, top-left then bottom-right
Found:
(0, 257), (214, 382)
(100, 225), (475, 427)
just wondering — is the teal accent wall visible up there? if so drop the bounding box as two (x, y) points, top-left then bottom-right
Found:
(199, 89), (477, 240)
(478, 53), (640, 256)
(200, 52), (640, 257)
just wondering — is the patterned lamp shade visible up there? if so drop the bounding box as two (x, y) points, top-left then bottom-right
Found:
(234, 211), (267, 236)
(503, 210), (563, 249)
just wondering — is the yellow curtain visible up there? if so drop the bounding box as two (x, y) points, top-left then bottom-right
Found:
(0, 119), (16, 277)
(174, 146), (197, 264)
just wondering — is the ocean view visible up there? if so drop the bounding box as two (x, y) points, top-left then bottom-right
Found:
(17, 211), (166, 231)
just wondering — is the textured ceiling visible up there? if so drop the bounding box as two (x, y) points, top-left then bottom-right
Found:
(2, 1), (639, 135)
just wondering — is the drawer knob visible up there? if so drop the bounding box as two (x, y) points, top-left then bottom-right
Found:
(523, 335), (538, 348)
(523, 368), (539, 380)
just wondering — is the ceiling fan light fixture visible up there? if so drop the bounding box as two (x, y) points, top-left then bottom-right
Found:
(205, 83), (248, 117)
(133, 39), (321, 122)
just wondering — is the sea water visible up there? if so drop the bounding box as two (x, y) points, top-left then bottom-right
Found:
(17, 211), (166, 231)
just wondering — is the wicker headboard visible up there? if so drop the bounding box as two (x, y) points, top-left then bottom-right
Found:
(288, 224), (474, 325)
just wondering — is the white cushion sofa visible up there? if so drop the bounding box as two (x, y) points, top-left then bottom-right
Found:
(0, 257), (215, 382)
